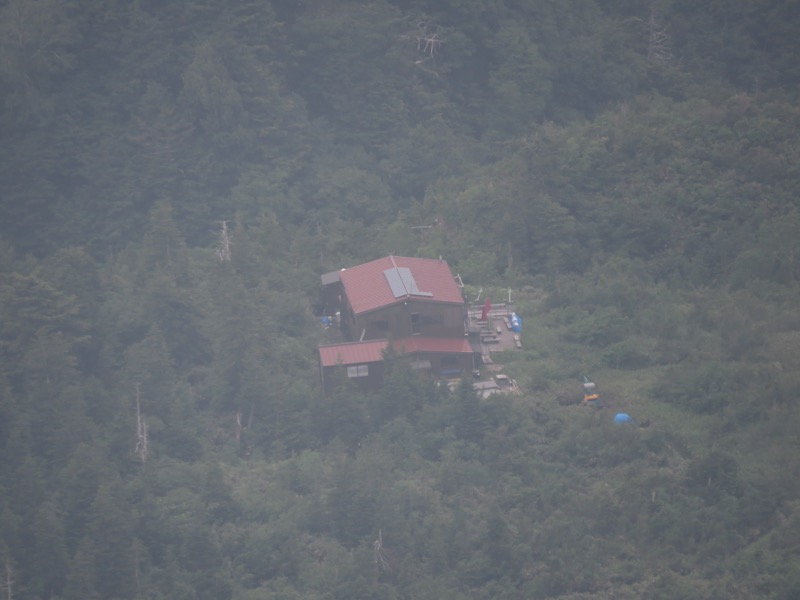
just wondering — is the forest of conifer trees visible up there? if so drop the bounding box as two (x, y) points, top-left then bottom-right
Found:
(1, 1), (799, 598)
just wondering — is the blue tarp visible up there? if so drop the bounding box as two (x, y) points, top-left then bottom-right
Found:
(511, 312), (522, 333)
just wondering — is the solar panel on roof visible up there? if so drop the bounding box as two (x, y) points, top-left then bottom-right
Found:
(383, 267), (433, 298)
(384, 268), (408, 297)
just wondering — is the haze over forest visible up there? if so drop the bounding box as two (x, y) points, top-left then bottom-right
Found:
(1, 1), (799, 599)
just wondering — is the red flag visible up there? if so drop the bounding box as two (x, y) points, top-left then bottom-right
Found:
(481, 297), (491, 321)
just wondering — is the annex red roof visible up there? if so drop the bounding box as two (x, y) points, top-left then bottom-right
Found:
(319, 339), (389, 367)
(339, 256), (463, 315)
(392, 337), (473, 354)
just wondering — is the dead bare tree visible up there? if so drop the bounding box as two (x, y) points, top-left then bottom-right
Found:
(235, 410), (243, 443)
(216, 220), (232, 262)
(625, 4), (672, 66)
(1, 560), (13, 600)
(135, 383), (149, 464)
(235, 410), (252, 457)
(373, 529), (390, 573)
(646, 5), (672, 64)
(413, 20), (443, 73)
(417, 21), (442, 58)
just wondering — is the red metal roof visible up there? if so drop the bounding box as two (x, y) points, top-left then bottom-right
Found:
(392, 336), (473, 354)
(339, 256), (463, 315)
(319, 339), (389, 367)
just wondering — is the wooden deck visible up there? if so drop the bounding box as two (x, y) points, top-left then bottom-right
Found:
(465, 302), (525, 372)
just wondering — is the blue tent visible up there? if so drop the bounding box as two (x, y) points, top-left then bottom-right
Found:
(614, 412), (635, 425)
(511, 312), (522, 333)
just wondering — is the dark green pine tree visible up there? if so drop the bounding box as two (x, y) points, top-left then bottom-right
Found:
(62, 537), (99, 600)
(377, 348), (433, 425)
(79, 481), (138, 600)
(27, 500), (69, 599)
(0, 271), (84, 384)
(123, 323), (179, 421)
(326, 461), (376, 547)
(453, 378), (487, 445)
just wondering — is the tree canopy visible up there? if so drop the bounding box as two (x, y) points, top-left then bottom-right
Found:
(1, 1), (799, 598)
